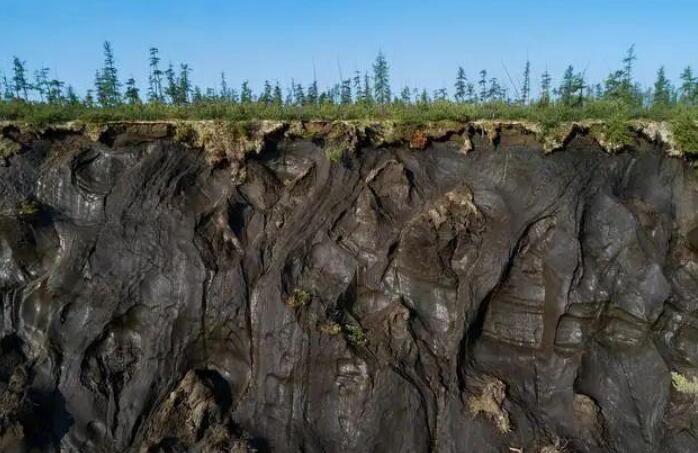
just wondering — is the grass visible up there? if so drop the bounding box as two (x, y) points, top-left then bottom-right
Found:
(2, 99), (698, 127)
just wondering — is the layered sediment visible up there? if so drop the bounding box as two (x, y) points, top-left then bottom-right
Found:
(0, 120), (697, 452)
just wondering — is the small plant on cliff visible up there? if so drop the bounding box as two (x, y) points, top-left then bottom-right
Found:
(318, 321), (342, 335)
(286, 289), (311, 308)
(671, 111), (698, 155)
(324, 145), (343, 163)
(16, 199), (39, 217)
(343, 322), (367, 346)
(671, 371), (698, 395)
(467, 376), (511, 433)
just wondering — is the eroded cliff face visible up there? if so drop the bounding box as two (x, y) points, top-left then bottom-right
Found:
(0, 120), (697, 453)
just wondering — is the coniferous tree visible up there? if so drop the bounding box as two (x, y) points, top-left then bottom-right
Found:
(192, 86), (203, 103)
(539, 69), (552, 106)
(455, 66), (467, 102)
(260, 80), (273, 104)
(1, 73), (14, 100)
(178, 64), (192, 104)
(273, 83), (283, 105)
(466, 82), (476, 103)
(66, 86), (80, 105)
(84, 89), (95, 107)
(164, 64), (177, 104)
(622, 45), (637, 91)
(124, 77), (141, 104)
(47, 79), (64, 104)
(521, 60), (531, 104)
(240, 81), (253, 103)
(679, 67), (697, 105)
(307, 79), (319, 105)
(652, 66), (672, 108)
(362, 73), (373, 104)
(353, 71), (362, 101)
(147, 47), (163, 102)
(34, 67), (50, 102)
(419, 89), (429, 104)
(400, 86), (412, 104)
(373, 52), (391, 104)
(340, 78), (352, 104)
(96, 41), (121, 106)
(12, 57), (29, 100)
(433, 88), (448, 102)
(219, 72), (230, 101)
(559, 65), (585, 106)
(478, 70), (488, 102)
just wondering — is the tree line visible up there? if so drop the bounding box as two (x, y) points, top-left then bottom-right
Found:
(2, 42), (698, 112)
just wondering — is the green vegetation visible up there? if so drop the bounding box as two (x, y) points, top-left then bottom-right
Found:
(671, 111), (698, 155)
(343, 322), (367, 346)
(324, 145), (344, 163)
(1, 42), (698, 140)
(16, 200), (39, 217)
(286, 289), (311, 308)
(671, 371), (698, 395)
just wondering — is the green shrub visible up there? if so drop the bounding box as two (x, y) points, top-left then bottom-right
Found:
(671, 111), (698, 155)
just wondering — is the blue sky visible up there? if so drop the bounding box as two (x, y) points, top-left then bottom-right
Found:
(1, 0), (696, 96)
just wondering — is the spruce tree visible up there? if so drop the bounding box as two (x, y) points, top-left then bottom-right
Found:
(373, 52), (391, 104)
(1, 73), (14, 100)
(219, 72), (229, 101)
(433, 88), (448, 102)
(478, 70), (488, 102)
(148, 47), (163, 102)
(260, 80), (273, 104)
(178, 64), (192, 104)
(340, 79), (352, 104)
(679, 67), (697, 105)
(273, 83), (283, 105)
(307, 79), (319, 105)
(540, 69), (552, 106)
(363, 73), (373, 104)
(96, 41), (121, 106)
(34, 67), (50, 102)
(66, 86), (80, 105)
(559, 66), (577, 106)
(12, 57), (29, 100)
(521, 60), (531, 105)
(124, 77), (141, 104)
(353, 71), (363, 102)
(47, 79), (64, 104)
(400, 86), (412, 104)
(164, 64), (177, 104)
(455, 66), (467, 102)
(652, 66), (672, 107)
(240, 81), (253, 103)
(292, 82), (305, 105)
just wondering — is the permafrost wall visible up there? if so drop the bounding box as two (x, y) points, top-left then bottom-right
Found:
(0, 120), (697, 452)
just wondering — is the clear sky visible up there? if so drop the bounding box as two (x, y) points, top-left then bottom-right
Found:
(1, 0), (696, 97)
